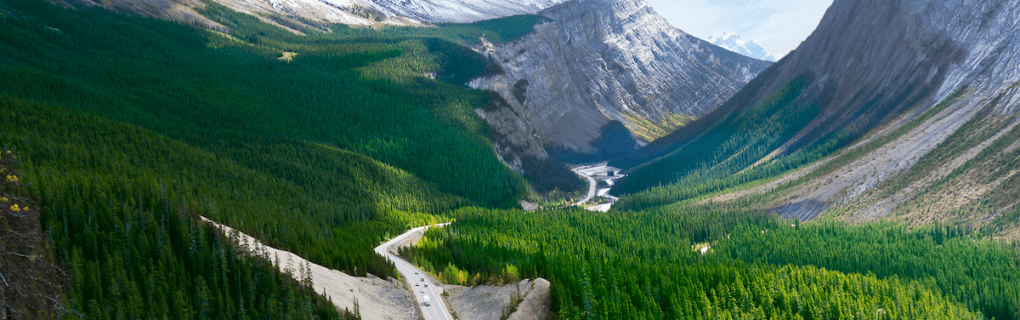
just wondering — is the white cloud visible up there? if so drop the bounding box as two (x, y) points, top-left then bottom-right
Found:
(645, 0), (834, 59)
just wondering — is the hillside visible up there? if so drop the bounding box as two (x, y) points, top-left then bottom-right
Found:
(400, 206), (1019, 319)
(46, 0), (567, 31)
(41, 0), (775, 199)
(0, 0), (541, 317)
(0, 97), (358, 319)
(612, 0), (1020, 239)
(5, 0), (1020, 319)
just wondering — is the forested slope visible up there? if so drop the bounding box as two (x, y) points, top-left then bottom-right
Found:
(608, 0), (1020, 240)
(0, 0), (528, 208)
(401, 206), (1017, 319)
(0, 0), (557, 278)
(0, 130), (354, 319)
(0, 0), (565, 317)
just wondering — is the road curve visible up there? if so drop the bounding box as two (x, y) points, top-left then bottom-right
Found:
(572, 164), (600, 206)
(375, 224), (453, 320)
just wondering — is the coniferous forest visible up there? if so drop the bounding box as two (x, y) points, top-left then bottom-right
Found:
(1, 0), (1019, 319)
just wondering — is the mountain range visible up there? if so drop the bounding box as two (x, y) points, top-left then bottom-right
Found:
(469, 0), (771, 170)
(4, 0), (1020, 318)
(707, 32), (776, 62)
(614, 0), (1020, 233)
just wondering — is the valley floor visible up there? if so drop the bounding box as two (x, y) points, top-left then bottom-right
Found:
(572, 163), (622, 212)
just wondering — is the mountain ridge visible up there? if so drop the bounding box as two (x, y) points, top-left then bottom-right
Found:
(707, 32), (775, 62)
(469, 0), (772, 167)
(613, 0), (1020, 237)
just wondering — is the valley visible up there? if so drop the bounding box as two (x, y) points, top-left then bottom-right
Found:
(571, 163), (622, 212)
(2, 0), (1020, 319)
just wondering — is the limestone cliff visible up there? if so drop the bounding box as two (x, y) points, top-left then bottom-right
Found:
(646, 0), (1020, 231)
(50, 0), (569, 32)
(470, 0), (771, 158)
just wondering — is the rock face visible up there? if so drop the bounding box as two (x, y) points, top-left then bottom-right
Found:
(685, 0), (1020, 222)
(372, 0), (567, 23)
(50, 0), (567, 31)
(446, 279), (551, 320)
(707, 32), (775, 62)
(470, 0), (772, 158)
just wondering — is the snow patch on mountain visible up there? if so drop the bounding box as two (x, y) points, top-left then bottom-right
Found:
(707, 32), (775, 62)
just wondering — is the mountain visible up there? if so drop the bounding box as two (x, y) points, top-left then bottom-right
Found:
(470, 0), (772, 168)
(6, 0), (1020, 319)
(613, 0), (1020, 234)
(372, 0), (567, 23)
(707, 32), (776, 61)
(44, 0), (772, 195)
(48, 0), (567, 31)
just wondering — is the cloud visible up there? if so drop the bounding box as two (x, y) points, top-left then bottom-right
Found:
(645, 0), (834, 58)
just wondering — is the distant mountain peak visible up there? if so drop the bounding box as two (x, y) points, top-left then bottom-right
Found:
(707, 32), (775, 62)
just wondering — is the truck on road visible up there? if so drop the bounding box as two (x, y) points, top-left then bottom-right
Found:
(422, 295), (431, 306)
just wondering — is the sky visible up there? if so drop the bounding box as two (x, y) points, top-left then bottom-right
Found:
(644, 0), (835, 59)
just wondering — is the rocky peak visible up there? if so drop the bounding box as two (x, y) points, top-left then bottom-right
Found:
(708, 32), (775, 62)
(702, 0), (1020, 220)
(470, 0), (772, 159)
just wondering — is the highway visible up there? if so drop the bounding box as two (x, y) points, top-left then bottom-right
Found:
(572, 164), (600, 206)
(571, 162), (623, 211)
(374, 224), (453, 320)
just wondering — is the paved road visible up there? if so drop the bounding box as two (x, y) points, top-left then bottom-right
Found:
(572, 165), (600, 206)
(572, 163), (622, 210)
(374, 224), (453, 320)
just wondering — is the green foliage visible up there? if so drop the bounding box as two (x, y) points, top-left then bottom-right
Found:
(613, 77), (816, 210)
(0, 95), (455, 278)
(776, 88), (967, 197)
(45, 175), (354, 320)
(401, 207), (987, 319)
(0, 0), (526, 209)
(457, 15), (550, 43)
(715, 221), (1020, 320)
(896, 104), (1020, 233)
(1, 143), (353, 319)
(613, 83), (967, 213)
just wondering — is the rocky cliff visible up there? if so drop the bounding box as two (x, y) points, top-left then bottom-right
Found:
(49, 0), (568, 31)
(470, 0), (771, 159)
(659, 0), (1020, 230)
(372, 0), (566, 23)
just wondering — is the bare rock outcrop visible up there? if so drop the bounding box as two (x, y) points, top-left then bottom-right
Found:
(447, 279), (551, 320)
(692, 0), (1020, 223)
(471, 0), (771, 157)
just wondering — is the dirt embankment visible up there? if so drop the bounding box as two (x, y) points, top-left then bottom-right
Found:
(446, 279), (552, 320)
(392, 227), (552, 319)
(202, 217), (417, 320)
